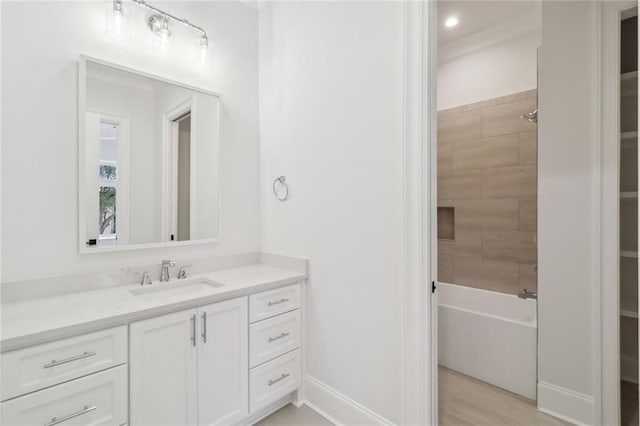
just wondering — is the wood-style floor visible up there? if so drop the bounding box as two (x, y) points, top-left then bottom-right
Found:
(254, 403), (332, 426)
(439, 367), (569, 426)
(255, 368), (572, 426)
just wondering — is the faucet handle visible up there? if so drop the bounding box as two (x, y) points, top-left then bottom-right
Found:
(134, 271), (153, 286)
(177, 265), (192, 279)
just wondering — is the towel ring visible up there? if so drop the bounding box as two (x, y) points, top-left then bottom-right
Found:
(272, 176), (289, 201)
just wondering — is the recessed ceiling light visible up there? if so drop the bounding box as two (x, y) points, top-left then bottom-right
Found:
(445, 16), (459, 28)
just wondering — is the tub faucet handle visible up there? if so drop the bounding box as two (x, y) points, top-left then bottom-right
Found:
(518, 289), (537, 300)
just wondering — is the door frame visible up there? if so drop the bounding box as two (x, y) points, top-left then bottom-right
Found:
(601, 3), (639, 425)
(402, 0), (438, 424)
(162, 98), (194, 242)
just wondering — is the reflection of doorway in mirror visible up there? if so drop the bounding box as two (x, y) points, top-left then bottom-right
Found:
(176, 114), (191, 241)
(85, 112), (131, 247)
(164, 98), (194, 243)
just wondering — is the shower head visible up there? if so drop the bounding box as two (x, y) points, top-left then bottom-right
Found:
(521, 109), (538, 124)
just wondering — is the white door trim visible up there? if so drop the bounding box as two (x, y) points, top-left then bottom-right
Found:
(601, 3), (638, 425)
(162, 98), (194, 242)
(402, 0), (437, 424)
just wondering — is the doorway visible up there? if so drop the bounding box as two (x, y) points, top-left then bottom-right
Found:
(434, 2), (549, 424)
(175, 113), (191, 242)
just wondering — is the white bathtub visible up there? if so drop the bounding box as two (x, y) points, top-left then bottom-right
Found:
(438, 282), (537, 400)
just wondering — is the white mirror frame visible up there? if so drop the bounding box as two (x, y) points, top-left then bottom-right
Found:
(78, 55), (221, 254)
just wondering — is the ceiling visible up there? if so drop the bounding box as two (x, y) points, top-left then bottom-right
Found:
(438, 1), (541, 46)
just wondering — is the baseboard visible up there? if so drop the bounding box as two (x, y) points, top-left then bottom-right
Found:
(302, 375), (394, 425)
(537, 381), (595, 426)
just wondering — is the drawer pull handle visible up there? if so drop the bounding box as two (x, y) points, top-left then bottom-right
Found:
(43, 351), (96, 369)
(268, 332), (290, 343)
(268, 372), (290, 386)
(268, 298), (289, 307)
(191, 314), (197, 347)
(45, 405), (97, 426)
(202, 312), (207, 343)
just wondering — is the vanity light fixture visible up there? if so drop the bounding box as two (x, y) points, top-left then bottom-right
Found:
(108, 0), (209, 62)
(445, 16), (459, 28)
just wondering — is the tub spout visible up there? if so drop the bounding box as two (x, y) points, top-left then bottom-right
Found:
(518, 289), (537, 300)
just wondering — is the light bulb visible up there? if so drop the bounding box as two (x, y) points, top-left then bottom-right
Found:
(445, 16), (459, 28)
(194, 35), (209, 66)
(105, 0), (130, 41)
(149, 15), (173, 55)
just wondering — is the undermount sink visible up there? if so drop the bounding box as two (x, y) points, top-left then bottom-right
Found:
(130, 278), (224, 297)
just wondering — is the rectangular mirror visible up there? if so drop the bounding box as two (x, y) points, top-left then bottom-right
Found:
(79, 58), (220, 252)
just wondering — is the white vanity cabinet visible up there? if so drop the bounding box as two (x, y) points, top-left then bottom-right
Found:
(129, 297), (248, 426)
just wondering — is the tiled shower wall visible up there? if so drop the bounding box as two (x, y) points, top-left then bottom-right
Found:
(437, 89), (538, 295)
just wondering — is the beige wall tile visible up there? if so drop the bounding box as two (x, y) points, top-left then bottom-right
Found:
(438, 109), (482, 144)
(519, 231), (537, 264)
(438, 98), (499, 117)
(481, 97), (537, 137)
(482, 230), (537, 263)
(482, 165), (536, 198)
(518, 131), (537, 165)
(455, 199), (519, 230)
(519, 197), (537, 231)
(496, 89), (537, 105)
(439, 227), (482, 258)
(437, 89), (539, 295)
(438, 143), (452, 173)
(439, 169), (482, 200)
(439, 255), (454, 283)
(519, 264), (537, 292)
(482, 230), (521, 262)
(452, 135), (519, 170)
(452, 257), (520, 294)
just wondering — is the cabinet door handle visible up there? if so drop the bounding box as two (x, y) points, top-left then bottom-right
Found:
(268, 332), (290, 343)
(43, 351), (96, 369)
(191, 314), (197, 347)
(268, 373), (290, 386)
(201, 312), (207, 343)
(267, 298), (289, 307)
(45, 405), (97, 426)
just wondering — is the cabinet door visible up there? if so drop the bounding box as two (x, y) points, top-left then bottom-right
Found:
(197, 297), (248, 425)
(130, 309), (197, 426)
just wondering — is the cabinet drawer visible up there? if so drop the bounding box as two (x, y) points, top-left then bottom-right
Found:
(1, 365), (128, 426)
(249, 310), (300, 367)
(1, 326), (127, 401)
(249, 284), (300, 323)
(249, 349), (300, 413)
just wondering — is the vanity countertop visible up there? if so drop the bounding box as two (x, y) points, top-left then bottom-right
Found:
(1, 264), (306, 353)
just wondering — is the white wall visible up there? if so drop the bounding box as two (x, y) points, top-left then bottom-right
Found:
(438, 31), (540, 110)
(537, 2), (600, 424)
(1, 1), (260, 282)
(258, 2), (404, 423)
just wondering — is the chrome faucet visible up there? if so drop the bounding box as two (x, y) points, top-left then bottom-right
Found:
(135, 271), (152, 286)
(160, 260), (175, 282)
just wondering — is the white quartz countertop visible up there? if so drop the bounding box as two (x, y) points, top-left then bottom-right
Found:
(1, 264), (306, 353)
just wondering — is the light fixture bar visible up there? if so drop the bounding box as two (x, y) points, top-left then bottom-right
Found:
(117, 0), (208, 41)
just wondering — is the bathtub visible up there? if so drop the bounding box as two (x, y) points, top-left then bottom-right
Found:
(438, 282), (537, 400)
